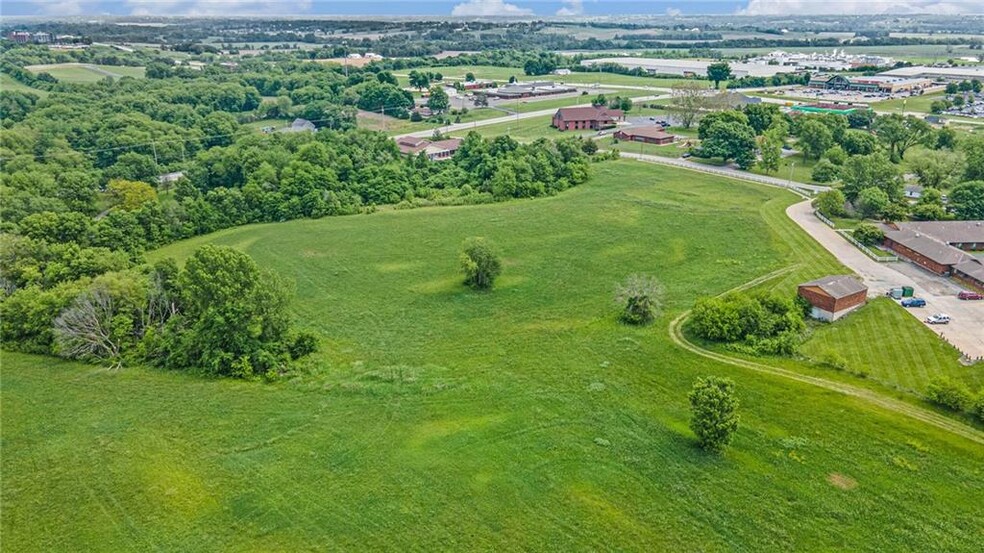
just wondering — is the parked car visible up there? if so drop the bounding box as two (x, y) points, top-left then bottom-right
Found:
(901, 298), (926, 308)
(681, 152), (692, 158)
(925, 313), (951, 325)
(887, 288), (903, 300)
(958, 290), (983, 300)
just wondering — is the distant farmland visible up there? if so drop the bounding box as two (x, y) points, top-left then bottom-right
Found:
(24, 63), (146, 83)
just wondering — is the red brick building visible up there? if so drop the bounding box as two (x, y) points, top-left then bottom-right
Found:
(797, 275), (868, 322)
(614, 127), (676, 144)
(881, 222), (984, 276)
(552, 106), (624, 131)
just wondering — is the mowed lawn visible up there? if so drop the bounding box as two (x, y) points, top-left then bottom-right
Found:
(24, 63), (146, 83)
(799, 298), (979, 393)
(3, 161), (983, 552)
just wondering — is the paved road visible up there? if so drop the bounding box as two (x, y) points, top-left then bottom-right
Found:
(395, 95), (670, 139)
(786, 200), (984, 360)
(619, 151), (830, 196)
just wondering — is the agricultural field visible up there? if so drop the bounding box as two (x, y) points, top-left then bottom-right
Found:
(4, 160), (983, 552)
(23, 63), (146, 83)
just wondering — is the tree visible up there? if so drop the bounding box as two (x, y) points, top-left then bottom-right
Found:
(427, 85), (450, 113)
(911, 188), (947, 221)
(846, 108), (875, 129)
(199, 111), (241, 148)
(758, 134), (782, 174)
(169, 245), (295, 378)
(670, 81), (709, 129)
(698, 110), (749, 140)
(104, 152), (159, 183)
(907, 149), (966, 188)
(743, 103), (781, 134)
(700, 120), (757, 169)
(460, 237), (501, 290)
(811, 159), (839, 183)
(856, 187), (890, 219)
(107, 179), (158, 211)
(408, 70), (430, 90)
(872, 114), (934, 162)
(689, 376), (740, 453)
(841, 153), (902, 202)
(853, 223), (885, 245)
(949, 181), (984, 220)
(797, 119), (834, 160)
(473, 92), (489, 107)
(614, 275), (664, 325)
(840, 129), (878, 156)
(465, 72), (475, 82)
(961, 135), (984, 180)
(814, 189), (847, 217)
(706, 62), (732, 89)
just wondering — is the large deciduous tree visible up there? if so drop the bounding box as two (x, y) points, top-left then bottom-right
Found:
(706, 62), (732, 89)
(872, 114), (934, 162)
(670, 81), (710, 129)
(700, 120), (757, 169)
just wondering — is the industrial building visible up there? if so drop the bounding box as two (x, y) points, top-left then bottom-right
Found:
(488, 81), (576, 99)
(579, 58), (803, 78)
(877, 65), (984, 82)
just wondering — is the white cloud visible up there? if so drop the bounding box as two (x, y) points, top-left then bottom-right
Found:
(125, 0), (312, 16)
(451, 0), (533, 16)
(665, 7), (681, 16)
(556, 0), (583, 16)
(740, 0), (982, 15)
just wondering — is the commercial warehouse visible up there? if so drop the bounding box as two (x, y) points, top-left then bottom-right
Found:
(580, 58), (803, 78)
(808, 74), (933, 93)
(878, 65), (984, 82)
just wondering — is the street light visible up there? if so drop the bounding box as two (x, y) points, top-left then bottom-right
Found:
(788, 161), (796, 187)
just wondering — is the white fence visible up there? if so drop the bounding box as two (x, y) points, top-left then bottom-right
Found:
(813, 210), (898, 262)
(837, 229), (899, 262)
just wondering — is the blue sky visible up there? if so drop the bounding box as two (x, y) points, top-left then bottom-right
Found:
(2, 0), (980, 17)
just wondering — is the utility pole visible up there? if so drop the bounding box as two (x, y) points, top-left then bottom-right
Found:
(151, 141), (159, 165)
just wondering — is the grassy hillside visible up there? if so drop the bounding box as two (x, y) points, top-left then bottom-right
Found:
(3, 160), (982, 552)
(24, 63), (146, 83)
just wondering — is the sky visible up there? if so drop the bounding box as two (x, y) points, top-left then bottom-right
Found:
(2, 0), (982, 17)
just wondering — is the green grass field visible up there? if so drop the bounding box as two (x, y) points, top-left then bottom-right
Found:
(872, 92), (946, 114)
(0, 73), (50, 96)
(24, 63), (146, 83)
(357, 108), (505, 135)
(3, 160), (982, 551)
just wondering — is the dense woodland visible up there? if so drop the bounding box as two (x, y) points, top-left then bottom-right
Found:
(0, 43), (598, 377)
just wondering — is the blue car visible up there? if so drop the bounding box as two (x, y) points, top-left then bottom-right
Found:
(902, 298), (926, 308)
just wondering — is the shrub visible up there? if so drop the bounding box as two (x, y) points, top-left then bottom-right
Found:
(926, 377), (972, 411)
(814, 189), (847, 218)
(689, 376), (740, 453)
(690, 292), (805, 354)
(288, 331), (319, 360)
(853, 223), (885, 246)
(817, 349), (848, 370)
(460, 237), (502, 290)
(614, 274), (664, 326)
(811, 159), (840, 183)
(972, 393), (984, 422)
